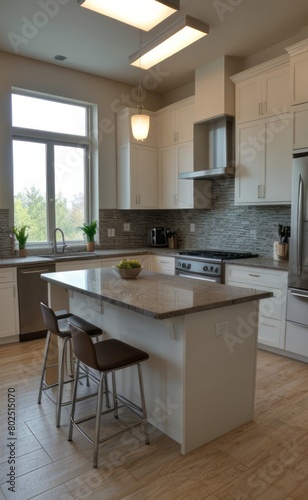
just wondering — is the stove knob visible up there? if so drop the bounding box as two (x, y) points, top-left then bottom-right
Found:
(182, 263), (187, 269)
(178, 262), (182, 267)
(186, 263), (191, 270)
(215, 268), (219, 273)
(203, 265), (208, 271)
(210, 266), (214, 272)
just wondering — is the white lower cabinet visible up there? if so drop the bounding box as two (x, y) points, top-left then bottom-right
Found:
(225, 265), (288, 349)
(0, 268), (20, 342)
(151, 255), (175, 275)
(56, 260), (101, 272)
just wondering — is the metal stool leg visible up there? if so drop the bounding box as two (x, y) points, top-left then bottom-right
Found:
(93, 373), (105, 468)
(137, 363), (149, 445)
(56, 336), (70, 427)
(68, 359), (80, 441)
(111, 371), (119, 419)
(38, 331), (51, 404)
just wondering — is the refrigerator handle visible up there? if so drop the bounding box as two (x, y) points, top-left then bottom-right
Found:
(297, 174), (304, 277)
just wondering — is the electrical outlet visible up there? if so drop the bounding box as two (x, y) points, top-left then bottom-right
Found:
(215, 321), (229, 336)
(107, 228), (115, 237)
(190, 223), (195, 233)
(123, 223), (130, 232)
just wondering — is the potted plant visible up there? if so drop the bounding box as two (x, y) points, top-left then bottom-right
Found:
(12, 225), (29, 257)
(79, 220), (97, 252)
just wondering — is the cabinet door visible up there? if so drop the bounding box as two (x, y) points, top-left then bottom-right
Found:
(263, 114), (292, 203)
(56, 261), (100, 271)
(0, 282), (19, 339)
(235, 121), (262, 204)
(177, 105), (194, 143)
(159, 102), (194, 147)
(235, 116), (292, 205)
(160, 146), (177, 208)
(293, 104), (308, 150)
(178, 142), (194, 208)
(262, 66), (290, 116)
(160, 111), (176, 148)
(135, 146), (158, 208)
(290, 51), (308, 105)
(236, 76), (262, 123)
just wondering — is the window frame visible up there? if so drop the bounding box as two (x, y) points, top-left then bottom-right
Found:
(11, 90), (94, 249)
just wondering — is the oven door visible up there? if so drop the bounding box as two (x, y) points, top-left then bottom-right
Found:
(175, 269), (221, 283)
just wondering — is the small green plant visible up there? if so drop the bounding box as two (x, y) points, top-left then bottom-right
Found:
(116, 259), (141, 269)
(79, 220), (97, 242)
(12, 225), (29, 249)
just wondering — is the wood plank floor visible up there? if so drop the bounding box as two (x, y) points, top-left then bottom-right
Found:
(1, 339), (308, 499)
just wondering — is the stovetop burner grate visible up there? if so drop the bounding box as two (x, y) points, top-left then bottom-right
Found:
(179, 250), (258, 260)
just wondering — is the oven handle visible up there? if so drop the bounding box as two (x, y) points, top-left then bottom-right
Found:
(175, 270), (221, 283)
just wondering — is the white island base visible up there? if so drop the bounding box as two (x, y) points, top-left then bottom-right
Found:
(68, 290), (258, 455)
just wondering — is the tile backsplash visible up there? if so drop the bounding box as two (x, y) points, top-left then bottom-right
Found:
(99, 179), (291, 257)
(1, 179), (291, 258)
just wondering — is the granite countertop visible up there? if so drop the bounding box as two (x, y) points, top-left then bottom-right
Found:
(226, 257), (289, 271)
(0, 249), (288, 271)
(41, 268), (272, 320)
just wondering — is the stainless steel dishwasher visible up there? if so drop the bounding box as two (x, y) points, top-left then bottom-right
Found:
(17, 264), (56, 341)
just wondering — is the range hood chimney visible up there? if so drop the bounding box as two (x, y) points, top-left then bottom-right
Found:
(179, 56), (242, 181)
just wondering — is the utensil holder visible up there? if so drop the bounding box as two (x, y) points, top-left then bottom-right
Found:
(273, 242), (288, 261)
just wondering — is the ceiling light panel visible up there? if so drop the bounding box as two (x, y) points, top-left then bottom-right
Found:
(129, 16), (209, 70)
(78, 0), (179, 31)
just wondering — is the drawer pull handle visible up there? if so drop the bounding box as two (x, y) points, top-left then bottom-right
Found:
(249, 273), (260, 277)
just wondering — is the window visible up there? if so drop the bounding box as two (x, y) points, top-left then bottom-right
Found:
(12, 92), (92, 246)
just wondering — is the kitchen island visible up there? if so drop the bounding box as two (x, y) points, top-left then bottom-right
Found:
(42, 267), (272, 454)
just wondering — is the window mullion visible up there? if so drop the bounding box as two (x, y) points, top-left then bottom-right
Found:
(46, 141), (55, 245)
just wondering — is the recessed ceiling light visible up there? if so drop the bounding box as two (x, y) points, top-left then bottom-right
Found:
(54, 55), (67, 61)
(77, 0), (179, 31)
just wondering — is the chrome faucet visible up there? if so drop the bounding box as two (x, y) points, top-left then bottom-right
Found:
(52, 228), (67, 254)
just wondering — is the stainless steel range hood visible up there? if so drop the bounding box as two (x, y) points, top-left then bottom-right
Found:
(179, 114), (235, 180)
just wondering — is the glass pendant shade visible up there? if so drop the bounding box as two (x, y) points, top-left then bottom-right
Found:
(131, 113), (150, 141)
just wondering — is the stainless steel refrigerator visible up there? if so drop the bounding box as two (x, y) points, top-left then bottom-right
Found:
(286, 151), (308, 357)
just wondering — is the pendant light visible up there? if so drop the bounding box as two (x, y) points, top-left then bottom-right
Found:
(131, 31), (150, 142)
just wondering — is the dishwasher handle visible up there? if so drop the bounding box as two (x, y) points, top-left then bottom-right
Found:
(19, 268), (52, 275)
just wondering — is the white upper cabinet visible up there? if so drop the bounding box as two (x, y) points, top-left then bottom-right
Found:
(232, 55), (292, 206)
(231, 55), (290, 123)
(235, 114), (293, 205)
(158, 97), (194, 148)
(286, 39), (308, 105)
(117, 144), (158, 209)
(286, 39), (308, 150)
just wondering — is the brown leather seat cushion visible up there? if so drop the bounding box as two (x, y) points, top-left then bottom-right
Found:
(95, 339), (149, 372)
(68, 315), (102, 337)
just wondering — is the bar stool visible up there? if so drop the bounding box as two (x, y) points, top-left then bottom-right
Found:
(68, 322), (150, 468)
(38, 302), (103, 427)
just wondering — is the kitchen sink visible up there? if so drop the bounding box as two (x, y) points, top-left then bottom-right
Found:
(39, 252), (98, 260)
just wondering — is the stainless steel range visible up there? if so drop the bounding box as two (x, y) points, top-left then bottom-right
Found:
(175, 250), (258, 283)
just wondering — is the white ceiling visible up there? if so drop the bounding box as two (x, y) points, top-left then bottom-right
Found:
(1, 0), (308, 94)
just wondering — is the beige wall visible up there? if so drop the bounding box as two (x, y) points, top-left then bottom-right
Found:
(0, 51), (163, 225)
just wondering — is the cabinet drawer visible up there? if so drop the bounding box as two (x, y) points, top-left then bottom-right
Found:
(258, 316), (284, 349)
(0, 268), (15, 283)
(227, 280), (283, 319)
(226, 266), (286, 288)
